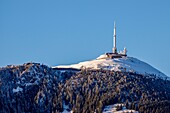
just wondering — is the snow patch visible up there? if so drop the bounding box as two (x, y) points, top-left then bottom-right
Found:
(13, 86), (23, 93)
(25, 83), (33, 86)
(62, 102), (72, 113)
(103, 103), (138, 113)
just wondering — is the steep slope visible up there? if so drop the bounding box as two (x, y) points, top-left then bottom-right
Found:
(55, 55), (167, 79)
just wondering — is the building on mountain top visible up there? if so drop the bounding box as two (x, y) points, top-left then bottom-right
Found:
(105, 21), (127, 59)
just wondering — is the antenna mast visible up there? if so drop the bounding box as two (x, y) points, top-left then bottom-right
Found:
(113, 21), (117, 53)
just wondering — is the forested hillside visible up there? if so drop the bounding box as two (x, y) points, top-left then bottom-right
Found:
(0, 63), (169, 113)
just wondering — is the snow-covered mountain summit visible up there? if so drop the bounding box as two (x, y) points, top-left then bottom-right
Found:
(53, 22), (168, 79)
(54, 54), (167, 79)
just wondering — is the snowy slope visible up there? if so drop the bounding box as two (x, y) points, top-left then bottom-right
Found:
(103, 103), (138, 113)
(54, 54), (167, 78)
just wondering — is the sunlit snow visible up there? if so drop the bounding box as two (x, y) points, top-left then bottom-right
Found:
(54, 55), (167, 78)
(13, 86), (23, 93)
(103, 103), (138, 113)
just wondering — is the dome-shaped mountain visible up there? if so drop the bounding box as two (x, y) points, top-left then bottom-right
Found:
(55, 54), (168, 79)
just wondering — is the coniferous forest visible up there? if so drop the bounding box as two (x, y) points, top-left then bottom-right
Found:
(0, 63), (170, 113)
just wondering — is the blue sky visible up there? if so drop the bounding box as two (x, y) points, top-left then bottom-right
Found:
(0, 0), (170, 76)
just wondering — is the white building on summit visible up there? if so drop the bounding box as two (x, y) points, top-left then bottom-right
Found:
(104, 22), (127, 59)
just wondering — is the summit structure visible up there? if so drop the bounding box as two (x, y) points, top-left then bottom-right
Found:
(54, 22), (168, 79)
(112, 21), (117, 53)
(105, 22), (127, 59)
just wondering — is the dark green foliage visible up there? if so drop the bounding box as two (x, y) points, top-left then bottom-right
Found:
(0, 63), (64, 113)
(63, 70), (170, 113)
(0, 63), (170, 113)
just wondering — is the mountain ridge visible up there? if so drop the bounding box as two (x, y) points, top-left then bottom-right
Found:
(54, 54), (168, 79)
